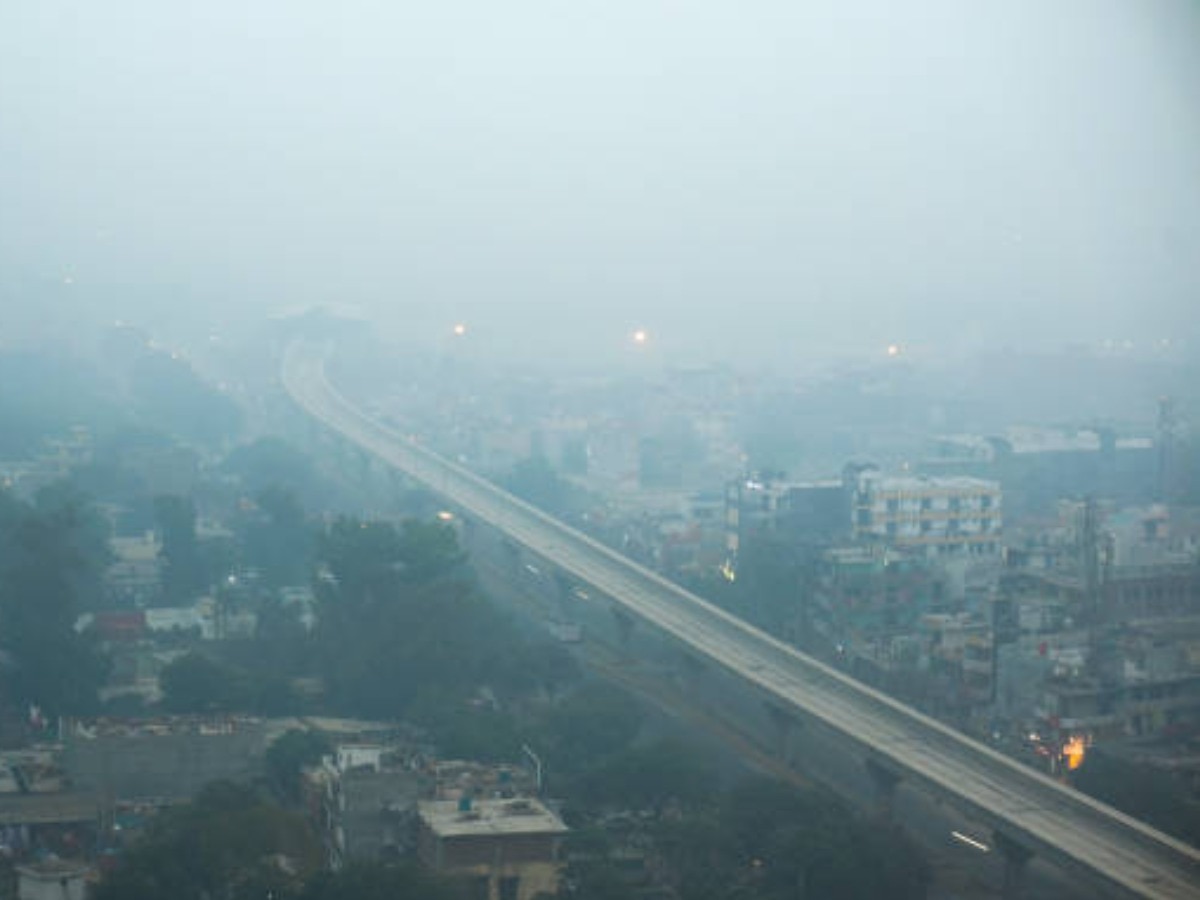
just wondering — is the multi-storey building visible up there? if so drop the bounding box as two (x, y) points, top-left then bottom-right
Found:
(852, 471), (1002, 556)
(417, 797), (568, 900)
(723, 476), (848, 569)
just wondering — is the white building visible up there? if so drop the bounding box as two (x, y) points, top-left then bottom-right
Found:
(17, 860), (90, 900)
(853, 472), (1001, 556)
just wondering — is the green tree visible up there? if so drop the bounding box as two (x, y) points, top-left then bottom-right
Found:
(0, 350), (122, 457)
(407, 686), (525, 761)
(318, 577), (512, 717)
(535, 683), (643, 780)
(0, 498), (110, 716)
(299, 861), (465, 900)
(221, 437), (319, 498)
(318, 517), (406, 608)
(576, 738), (712, 812)
(129, 350), (242, 447)
(265, 729), (332, 802)
(653, 777), (930, 900)
(1073, 749), (1200, 845)
(92, 781), (321, 900)
(317, 516), (465, 597)
(159, 653), (250, 713)
(243, 485), (314, 587)
(155, 494), (204, 602)
(33, 481), (113, 607)
(396, 519), (465, 583)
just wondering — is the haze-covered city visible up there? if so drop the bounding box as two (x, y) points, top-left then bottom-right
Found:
(1, 2), (1199, 898)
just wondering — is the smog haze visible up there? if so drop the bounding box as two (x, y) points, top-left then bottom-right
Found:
(2, 0), (1198, 366)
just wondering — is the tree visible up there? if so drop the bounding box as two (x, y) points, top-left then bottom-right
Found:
(0, 349), (122, 457)
(1072, 749), (1200, 845)
(243, 485), (314, 587)
(318, 517), (405, 608)
(317, 577), (513, 717)
(651, 777), (930, 900)
(92, 781), (321, 900)
(159, 653), (250, 713)
(299, 862), (465, 900)
(576, 738), (712, 812)
(266, 729), (332, 802)
(221, 437), (329, 508)
(129, 350), (242, 447)
(535, 683), (643, 780)
(407, 687), (524, 762)
(0, 497), (110, 716)
(33, 481), (113, 608)
(396, 519), (465, 583)
(317, 516), (465, 598)
(155, 494), (204, 602)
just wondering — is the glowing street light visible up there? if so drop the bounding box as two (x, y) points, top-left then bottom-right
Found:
(632, 328), (648, 345)
(452, 323), (467, 337)
(886, 343), (901, 358)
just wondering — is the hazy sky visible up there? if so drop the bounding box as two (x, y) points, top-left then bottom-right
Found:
(2, 0), (1198, 366)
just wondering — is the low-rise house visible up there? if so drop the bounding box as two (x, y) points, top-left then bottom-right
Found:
(16, 859), (91, 900)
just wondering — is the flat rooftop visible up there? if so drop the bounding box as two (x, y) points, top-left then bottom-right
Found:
(419, 797), (568, 839)
(0, 792), (101, 826)
(861, 473), (1000, 492)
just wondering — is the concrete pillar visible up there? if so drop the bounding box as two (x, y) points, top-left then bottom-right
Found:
(672, 651), (711, 710)
(764, 701), (801, 763)
(611, 606), (636, 650)
(992, 830), (1033, 899)
(864, 758), (901, 821)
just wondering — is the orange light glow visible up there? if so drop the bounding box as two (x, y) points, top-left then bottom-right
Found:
(1063, 735), (1086, 771)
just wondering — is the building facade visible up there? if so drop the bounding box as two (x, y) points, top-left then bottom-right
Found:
(417, 797), (568, 900)
(852, 472), (1002, 556)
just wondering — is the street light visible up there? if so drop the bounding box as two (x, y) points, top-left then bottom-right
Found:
(522, 743), (543, 793)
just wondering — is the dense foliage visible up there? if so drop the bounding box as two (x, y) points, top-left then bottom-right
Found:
(92, 782), (322, 900)
(1072, 749), (1200, 846)
(0, 488), (111, 718)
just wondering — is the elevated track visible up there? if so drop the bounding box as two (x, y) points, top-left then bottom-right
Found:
(283, 342), (1200, 899)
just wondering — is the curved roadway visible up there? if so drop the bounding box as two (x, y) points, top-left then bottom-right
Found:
(283, 342), (1200, 899)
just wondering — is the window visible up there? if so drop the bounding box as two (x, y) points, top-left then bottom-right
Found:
(499, 876), (520, 900)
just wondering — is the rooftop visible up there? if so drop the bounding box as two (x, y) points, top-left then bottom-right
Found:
(419, 797), (568, 839)
(859, 473), (1000, 493)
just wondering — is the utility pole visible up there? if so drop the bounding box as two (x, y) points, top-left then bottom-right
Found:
(1080, 497), (1100, 626)
(1156, 397), (1177, 503)
(522, 744), (543, 794)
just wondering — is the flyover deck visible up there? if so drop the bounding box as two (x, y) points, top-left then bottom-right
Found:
(283, 343), (1200, 899)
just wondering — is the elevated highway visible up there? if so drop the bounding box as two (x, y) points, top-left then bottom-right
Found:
(283, 342), (1200, 899)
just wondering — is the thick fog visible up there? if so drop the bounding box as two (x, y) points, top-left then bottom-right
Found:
(2, 0), (1198, 366)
